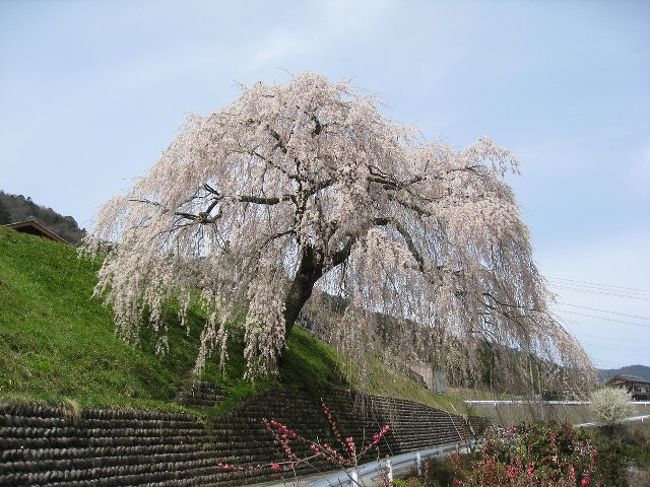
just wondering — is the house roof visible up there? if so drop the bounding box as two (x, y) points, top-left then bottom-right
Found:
(1, 218), (70, 244)
(606, 374), (650, 385)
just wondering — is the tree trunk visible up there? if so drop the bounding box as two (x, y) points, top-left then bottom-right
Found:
(283, 245), (323, 337)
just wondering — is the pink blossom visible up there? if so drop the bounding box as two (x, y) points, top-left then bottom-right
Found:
(345, 436), (356, 455)
(372, 425), (391, 445)
(85, 73), (591, 384)
(568, 465), (577, 481)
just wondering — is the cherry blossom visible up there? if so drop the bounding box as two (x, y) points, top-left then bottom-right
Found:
(83, 73), (592, 383)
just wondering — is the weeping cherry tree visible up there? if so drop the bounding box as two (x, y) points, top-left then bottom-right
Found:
(83, 73), (593, 386)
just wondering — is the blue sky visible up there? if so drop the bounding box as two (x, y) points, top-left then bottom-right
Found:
(1, 0), (649, 368)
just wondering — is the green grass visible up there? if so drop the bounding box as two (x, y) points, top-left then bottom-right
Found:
(0, 227), (460, 414)
(359, 356), (465, 413)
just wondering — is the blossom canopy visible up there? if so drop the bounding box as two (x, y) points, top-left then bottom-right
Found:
(84, 73), (592, 384)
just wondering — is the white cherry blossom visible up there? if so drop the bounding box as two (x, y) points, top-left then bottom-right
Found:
(83, 73), (592, 385)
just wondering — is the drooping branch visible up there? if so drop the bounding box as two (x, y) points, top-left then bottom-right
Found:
(86, 73), (592, 385)
(374, 217), (425, 273)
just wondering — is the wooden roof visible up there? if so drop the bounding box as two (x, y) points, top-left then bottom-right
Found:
(606, 374), (650, 385)
(2, 218), (70, 244)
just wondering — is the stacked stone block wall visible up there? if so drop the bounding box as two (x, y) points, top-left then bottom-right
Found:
(175, 381), (225, 407)
(1, 389), (485, 486)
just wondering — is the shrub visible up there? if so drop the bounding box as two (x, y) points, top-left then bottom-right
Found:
(589, 387), (633, 426)
(396, 422), (630, 487)
(454, 422), (609, 487)
(392, 457), (458, 487)
(589, 432), (628, 487)
(217, 399), (391, 483)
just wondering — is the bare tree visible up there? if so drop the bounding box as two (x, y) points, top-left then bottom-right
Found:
(83, 73), (592, 383)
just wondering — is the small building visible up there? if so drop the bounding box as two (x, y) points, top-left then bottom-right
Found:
(408, 362), (448, 393)
(1, 218), (70, 245)
(605, 374), (650, 401)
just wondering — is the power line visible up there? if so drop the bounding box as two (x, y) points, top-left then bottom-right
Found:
(551, 284), (650, 300)
(548, 280), (650, 297)
(556, 302), (650, 321)
(551, 285), (650, 299)
(547, 276), (650, 295)
(580, 341), (648, 353)
(557, 310), (650, 328)
(550, 284), (650, 301)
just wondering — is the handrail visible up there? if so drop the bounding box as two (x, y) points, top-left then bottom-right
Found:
(466, 400), (650, 406)
(306, 440), (477, 487)
(575, 414), (650, 428)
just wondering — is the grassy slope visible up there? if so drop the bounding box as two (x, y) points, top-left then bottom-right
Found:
(0, 228), (462, 414)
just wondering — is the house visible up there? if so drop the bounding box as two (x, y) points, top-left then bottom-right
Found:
(408, 362), (448, 393)
(1, 218), (70, 245)
(605, 374), (650, 401)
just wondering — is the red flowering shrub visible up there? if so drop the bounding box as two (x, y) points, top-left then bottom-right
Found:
(217, 399), (390, 480)
(454, 422), (606, 487)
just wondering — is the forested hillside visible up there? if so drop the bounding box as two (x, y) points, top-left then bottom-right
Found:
(598, 365), (650, 382)
(0, 190), (86, 244)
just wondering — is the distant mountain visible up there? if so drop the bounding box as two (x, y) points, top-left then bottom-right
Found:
(0, 191), (86, 244)
(597, 365), (650, 382)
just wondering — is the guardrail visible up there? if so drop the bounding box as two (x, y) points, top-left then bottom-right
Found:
(306, 440), (477, 487)
(575, 414), (650, 428)
(466, 400), (650, 406)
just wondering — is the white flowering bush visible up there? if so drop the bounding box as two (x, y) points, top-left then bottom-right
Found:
(83, 72), (593, 382)
(589, 387), (633, 426)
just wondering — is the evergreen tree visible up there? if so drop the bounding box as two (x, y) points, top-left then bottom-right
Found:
(0, 200), (11, 224)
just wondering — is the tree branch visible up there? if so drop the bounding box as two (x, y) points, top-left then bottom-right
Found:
(374, 217), (426, 273)
(368, 165), (425, 190)
(267, 126), (288, 154)
(235, 194), (294, 205)
(330, 237), (355, 268)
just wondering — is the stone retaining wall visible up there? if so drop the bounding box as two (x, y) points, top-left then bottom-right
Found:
(0, 388), (485, 486)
